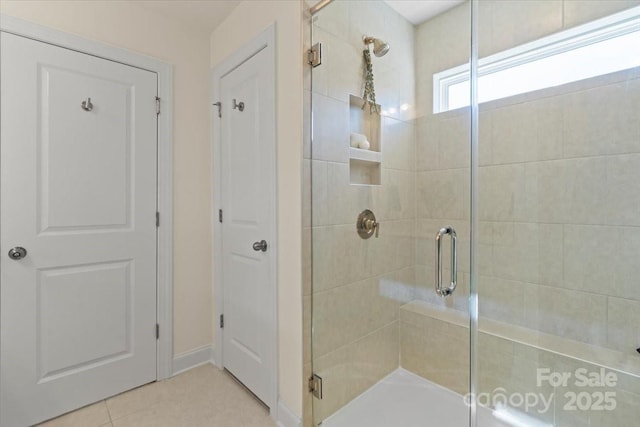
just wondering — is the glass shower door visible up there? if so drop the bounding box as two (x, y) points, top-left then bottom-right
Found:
(474, 1), (640, 426)
(307, 1), (472, 426)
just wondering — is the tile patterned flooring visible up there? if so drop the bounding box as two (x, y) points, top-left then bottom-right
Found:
(38, 364), (276, 427)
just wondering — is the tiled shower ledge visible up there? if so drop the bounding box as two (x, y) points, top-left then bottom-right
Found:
(401, 300), (640, 378)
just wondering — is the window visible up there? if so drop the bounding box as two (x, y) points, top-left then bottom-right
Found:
(433, 6), (640, 113)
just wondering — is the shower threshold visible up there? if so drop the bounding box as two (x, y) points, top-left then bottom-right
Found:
(320, 369), (527, 427)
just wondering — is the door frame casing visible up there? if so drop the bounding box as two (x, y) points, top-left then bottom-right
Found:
(0, 14), (174, 380)
(210, 24), (278, 417)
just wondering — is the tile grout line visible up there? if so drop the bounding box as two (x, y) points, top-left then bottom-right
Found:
(104, 399), (113, 425)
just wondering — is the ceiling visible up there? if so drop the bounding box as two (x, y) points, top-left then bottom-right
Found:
(136, 0), (465, 35)
(133, 0), (241, 34)
(384, 0), (465, 25)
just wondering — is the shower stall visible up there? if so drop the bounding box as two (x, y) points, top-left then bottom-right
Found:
(304, 0), (640, 426)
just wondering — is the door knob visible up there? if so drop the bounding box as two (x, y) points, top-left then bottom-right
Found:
(8, 247), (27, 260)
(252, 240), (268, 252)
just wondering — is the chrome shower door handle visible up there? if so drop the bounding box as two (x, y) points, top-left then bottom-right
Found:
(435, 226), (457, 297)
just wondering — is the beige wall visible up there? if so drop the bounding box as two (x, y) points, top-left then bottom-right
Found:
(210, 0), (304, 417)
(0, 1), (214, 356)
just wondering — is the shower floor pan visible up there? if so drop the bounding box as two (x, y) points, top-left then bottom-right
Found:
(320, 369), (544, 427)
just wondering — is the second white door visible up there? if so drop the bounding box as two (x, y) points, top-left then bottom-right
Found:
(220, 45), (276, 409)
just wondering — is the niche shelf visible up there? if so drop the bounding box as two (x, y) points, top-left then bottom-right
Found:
(349, 94), (381, 186)
(349, 147), (382, 163)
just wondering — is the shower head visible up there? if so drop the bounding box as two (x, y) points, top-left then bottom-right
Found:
(363, 36), (390, 57)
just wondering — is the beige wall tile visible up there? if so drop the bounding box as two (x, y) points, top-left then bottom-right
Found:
(312, 218), (415, 292)
(317, 30), (363, 103)
(312, 224), (363, 291)
(303, 90), (311, 159)
(492, 222), (563, 286)
(564, 157), (610, 224)
(415, 117), (439, 171)
(382, 5), (415, 84)
(415, 2), (470, 72)
(303, 227), (312, 296)
(346, 0), (386, 51)
(485, 0), (563, 56)
(313, 275), (399, 358)
(414, 3), (470, 118)
(311, 344), (351, 424)
(418, 169), (468, 220)
(478, 164), (526, 221)
(522, 160), (568, 223)
(607, 297), (640, 355)
(563, 81), (640, 158)
(478, 276), (526, 325)
(311, 0), (349, 41)
(302, 159), (311, 228)
(523, 284), (607, 346)
(310, 160), (328, 226)
(303, 295), (311, 365)
(492, 98), (563, 165)
(363, 219), (415, 277)
(400, 319), (469, 395)
(381, 116), (415, 171)
(607, 153), (640, 226)
(373, 169), (415, 221)
(563, 0), (640, 28)
(479, 109), (493, 166)
(326, 161), (373, 225)
(311, 94), (349, 163)
(312, 323), (398, 423)
(438, 112), (471, 170)
(564, 224), (640, 301)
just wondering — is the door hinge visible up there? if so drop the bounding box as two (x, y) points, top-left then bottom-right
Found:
(219, 314), (224, 328)
(307, 43), (322, 67)
(156, 323), (160, 339)
(309, 374), (323, 399)
(156, 212), (160, 227)
(213, 101), (222, 118)
(218, 209), (223, 223)
(156, 96), (161, 115)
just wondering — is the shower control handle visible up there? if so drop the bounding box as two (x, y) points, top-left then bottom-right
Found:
(357, 210), (379, 239)
(435, 227), (457, 297)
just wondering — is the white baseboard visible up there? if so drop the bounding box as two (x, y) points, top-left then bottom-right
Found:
(172, 345), (214, 376)
(275, 399), (302, 427)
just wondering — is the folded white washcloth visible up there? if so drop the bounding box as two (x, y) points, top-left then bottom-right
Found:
(350, 132), (367, 148)
(358, 139), (370, 150)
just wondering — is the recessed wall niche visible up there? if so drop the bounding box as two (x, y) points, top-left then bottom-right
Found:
(349, 94), (382, 185)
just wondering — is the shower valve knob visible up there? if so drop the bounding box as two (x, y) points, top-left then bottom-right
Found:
(357, 210), (379, 239)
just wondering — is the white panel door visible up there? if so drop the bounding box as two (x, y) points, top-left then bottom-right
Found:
(221, 46), (276, 409)
(0, 32), (158, 426)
